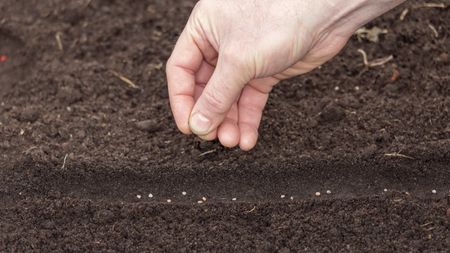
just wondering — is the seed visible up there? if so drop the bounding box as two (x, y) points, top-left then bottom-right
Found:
(326, 190), (331, 194)
(280, 195), (285, 199)
(232, 198), (237, 201)
(431, 189), (437, 194)
(167, 199), (172, 203)
(136, 195), (142, 199)
(315, 192), (321, 196)
(202, 197), (207, 201)
(290, 196), (294, 200)
(383, 188), (388, 192)
(182, 191), (187, 196)
(148, 193), (153, 198)
(197, 200), (203, 204)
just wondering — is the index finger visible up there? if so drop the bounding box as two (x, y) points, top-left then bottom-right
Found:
(166, 28), (203, 134)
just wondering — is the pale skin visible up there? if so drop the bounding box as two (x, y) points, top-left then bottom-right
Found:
(166, 0), (406, 151)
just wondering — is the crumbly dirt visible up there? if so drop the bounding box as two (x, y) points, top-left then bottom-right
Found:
(0, 0), (449, 252)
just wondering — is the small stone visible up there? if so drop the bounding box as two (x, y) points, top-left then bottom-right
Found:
(135, 119), (161, 132)
(315, 192), (321, 196)
(319, 102), (346, 123)
(18, 107), (40, 123)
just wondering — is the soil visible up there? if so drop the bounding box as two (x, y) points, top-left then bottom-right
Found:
(0, 0), (449, 252)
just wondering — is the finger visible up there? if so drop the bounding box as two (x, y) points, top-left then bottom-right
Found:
(189, 56), (249, 136)
(238, 77), (278, 151)
(166, 28), (203, 134)
(218, 102), (240, 148)
(194, 84), (217, 141)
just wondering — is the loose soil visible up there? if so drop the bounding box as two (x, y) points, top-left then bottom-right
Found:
(1, 0), (449, 252)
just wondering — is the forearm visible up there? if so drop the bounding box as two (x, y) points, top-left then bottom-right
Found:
(310, 0), (407, 38)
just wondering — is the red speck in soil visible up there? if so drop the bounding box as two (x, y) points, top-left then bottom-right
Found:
(0, 55), (8, 62)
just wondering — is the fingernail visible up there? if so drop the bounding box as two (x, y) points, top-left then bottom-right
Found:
(190, 113), (211, 135)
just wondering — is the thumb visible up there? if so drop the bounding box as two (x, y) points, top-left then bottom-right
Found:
(189, 57), (249, 136)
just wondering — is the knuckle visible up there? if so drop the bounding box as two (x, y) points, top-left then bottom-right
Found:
(202, 89), (227, 114)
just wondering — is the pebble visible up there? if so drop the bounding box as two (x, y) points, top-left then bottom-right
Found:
(18, 107), (40, 123)
(135, 119), (161, 133)
(315, 192), (321, 196)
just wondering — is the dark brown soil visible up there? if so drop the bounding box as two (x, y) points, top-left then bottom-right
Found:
(1, 0), (449, 252)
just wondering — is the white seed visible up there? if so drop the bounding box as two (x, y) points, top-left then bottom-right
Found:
(202, 197), (207, 201)
(182, 191), (187, 196)
(19, 129), (25, 135)
(326, 190), (331, 194)
(167, 199), (172, 203)
(355, 86), (360, 91)
(232, 198), (237, 201)
(432, 189), (437, 194)
(383, 188), (388, 192)
(148, 193), (153, 198)
(334, 86), (340, 91)
(290, 196), (294, 200)
(136, 195), (142, 199)
(197, 200), (203, 204)
(315, 192), (321, 196)
(280, 195), (285, 199)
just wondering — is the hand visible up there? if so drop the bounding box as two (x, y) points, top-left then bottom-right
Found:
(166, 0), (405, 150)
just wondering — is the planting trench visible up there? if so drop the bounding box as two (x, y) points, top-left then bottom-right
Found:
(0, 0), (449, 252)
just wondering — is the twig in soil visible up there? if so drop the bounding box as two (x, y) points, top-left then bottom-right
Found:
(413, 3), (447, 9)
(110, 70), (139, 89)
(357, 49), (394, 68)
(61, 154), (68, 169)
(399, 8), (409, 20)
(55, 32), (64, 51)
(428, 24), (439, 38)
(420, 222), (434, 227)
(245, 206), (256, 213)
(384, 152), (415, 159)
(199, 149), (216, 157)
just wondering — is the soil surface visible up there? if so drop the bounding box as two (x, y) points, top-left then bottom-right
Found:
(1, 0), (449, 252)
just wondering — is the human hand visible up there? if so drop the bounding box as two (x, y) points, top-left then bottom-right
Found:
(166, 0), (405, 150)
